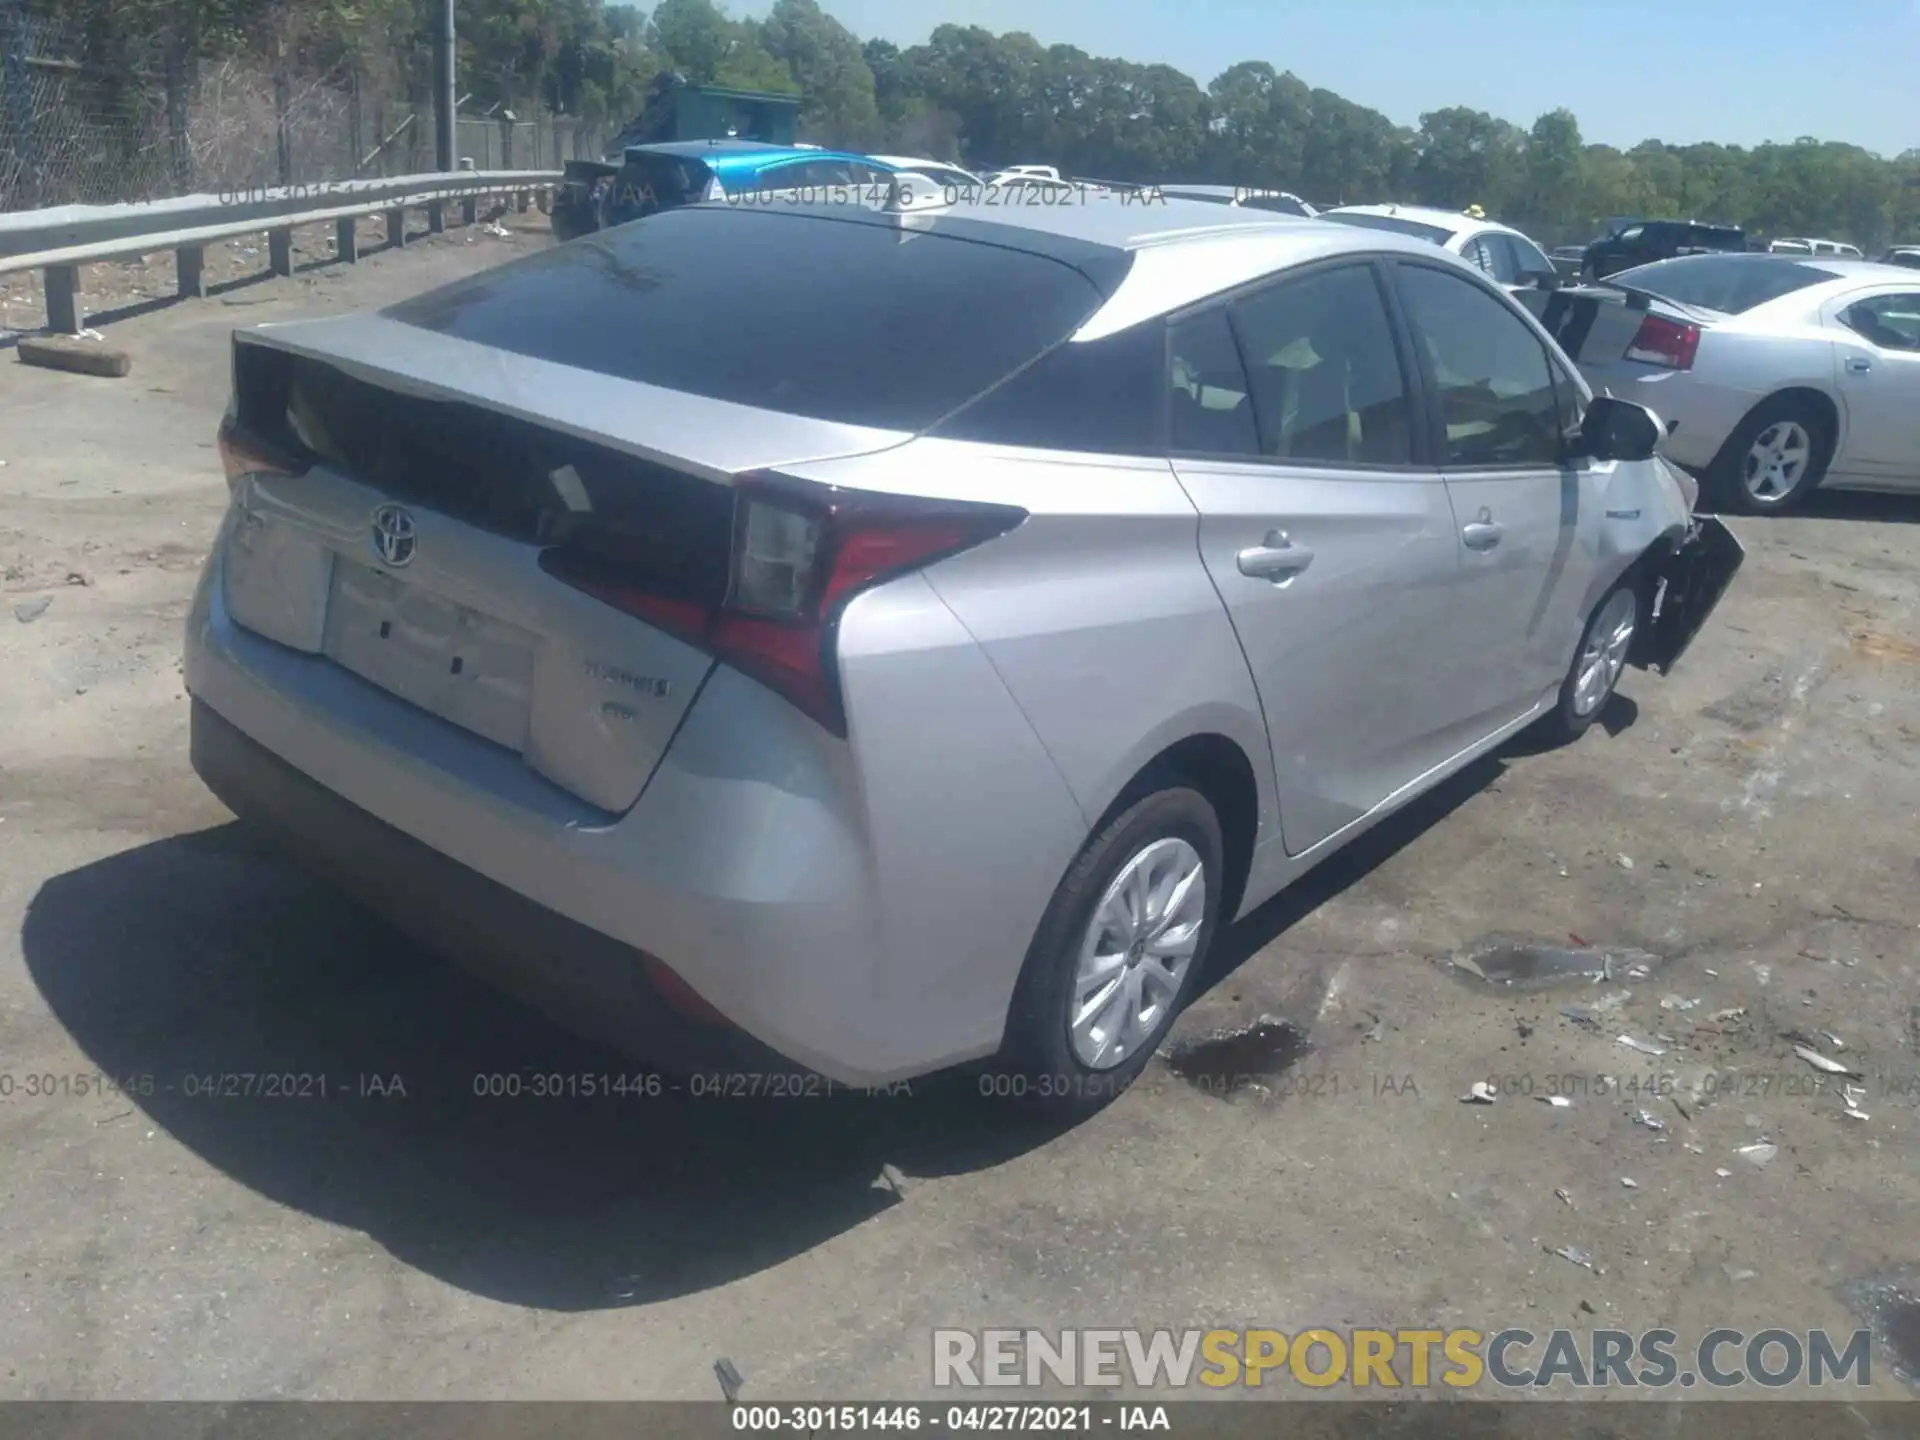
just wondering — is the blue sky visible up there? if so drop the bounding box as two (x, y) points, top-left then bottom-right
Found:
(739, 0), (1920, 157)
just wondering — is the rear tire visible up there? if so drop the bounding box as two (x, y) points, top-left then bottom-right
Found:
(994, 780), (1224, 1118)
(1708, 395), (1833, 515)
(1539, 581), (1639, 745)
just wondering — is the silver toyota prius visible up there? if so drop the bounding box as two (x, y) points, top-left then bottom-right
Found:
(185, 190), (1740, 1110)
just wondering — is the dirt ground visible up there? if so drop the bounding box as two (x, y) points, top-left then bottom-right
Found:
(1, 211), (1917, 1405)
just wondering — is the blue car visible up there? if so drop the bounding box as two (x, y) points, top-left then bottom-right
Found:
(587, 141), (913, 231)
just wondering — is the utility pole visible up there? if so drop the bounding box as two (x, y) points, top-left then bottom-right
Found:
(433, 0), (455, 170)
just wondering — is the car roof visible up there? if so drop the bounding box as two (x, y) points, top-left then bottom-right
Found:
(703, 191), (1482, 336)
(1323, 203), (1524, 240)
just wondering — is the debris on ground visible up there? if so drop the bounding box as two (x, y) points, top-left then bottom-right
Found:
(714, 1357), (745, 1402)
(1617, 855), (1634, 870)
(1461, 1081), (1498, 1104)
(1448, 938), (1661, 992)
(1737, 1142), (1778, 1168)
(13, 597), (50, 622)
(1621, 1177), (1638, 1188)
(18, 335), (132, 378)
(1537, 1095), (1572, 1108)
(1724, 1265), (1758, 1283)
(1793, 1043), (1861, 1078)
(875, 1162), (911, 1198)
(1659, 995), (1700, 1011)
(1842, 1084), (1870, 1121)
(1820, 1030), (1846, 1050)
(1555, 1187), (1574, 1207)
(1715, 1167), (1733, 1178)
(1630, 1109), (1666, 1132)
(1551, 1244), (1595, 1271)
(1618, 1034), (1667, 1057)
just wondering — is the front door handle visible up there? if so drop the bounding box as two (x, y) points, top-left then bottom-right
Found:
(1462, 520), (1504, 551)
(1236, 528), (1315, 582)
(1846, 356), (1873, 374)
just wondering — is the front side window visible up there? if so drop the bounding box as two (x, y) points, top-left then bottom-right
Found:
(1228, 263), (1414, 465)
(1394, 264), (1561, 468)
(1168, 309), (1258, 457)
(1841, 294), (1920, 351)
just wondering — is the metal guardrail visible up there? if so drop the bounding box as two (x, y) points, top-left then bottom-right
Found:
(0, 170), (562, 334)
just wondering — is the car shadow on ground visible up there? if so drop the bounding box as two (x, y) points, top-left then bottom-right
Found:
(21, 822), (1074, 1312)
(1201, 751), (1506, 985)
(24, 739), (1517, 1313)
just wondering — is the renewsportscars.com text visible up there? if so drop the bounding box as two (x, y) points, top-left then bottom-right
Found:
(932, 1327), (1875, 1390)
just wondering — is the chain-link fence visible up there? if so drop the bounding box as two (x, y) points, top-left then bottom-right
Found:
(0, 0), (605, 213)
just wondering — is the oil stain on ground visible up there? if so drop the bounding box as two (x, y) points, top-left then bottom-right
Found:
(1843, 1269), (1920, 1387)
(1161, 1016), (1311, 1097)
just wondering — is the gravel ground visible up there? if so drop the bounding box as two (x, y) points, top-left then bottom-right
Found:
(1, 211), (1917, 1405)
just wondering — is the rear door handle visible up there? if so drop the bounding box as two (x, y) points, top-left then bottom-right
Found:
(1236, 528), (1315, 582)
(1846, 357), (1873, 373)
(1462, 520), (1504, 551)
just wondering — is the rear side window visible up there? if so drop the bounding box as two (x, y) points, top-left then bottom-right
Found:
(384, 207), (1115, 432)
(934, 322), (1165, 455)
(1228, 263), (1415, 465)
(1168, 309), (1259, 456)
(1691, 226), (1745, 249)
(1841, 294), (1920, 350)
(1609, 255), (1829, 314)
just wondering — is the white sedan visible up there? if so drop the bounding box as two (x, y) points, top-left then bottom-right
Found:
(1320, 203), (1559, 295)
(1542, 253), (1920, 513)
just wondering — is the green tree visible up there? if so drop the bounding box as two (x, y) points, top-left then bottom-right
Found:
(761, 0), (877, 145)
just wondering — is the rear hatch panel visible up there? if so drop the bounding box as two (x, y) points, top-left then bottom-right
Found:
(222, 320), (903, 813)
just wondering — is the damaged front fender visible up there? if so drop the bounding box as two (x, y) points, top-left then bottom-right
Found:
(1635, 515), (1745, 674)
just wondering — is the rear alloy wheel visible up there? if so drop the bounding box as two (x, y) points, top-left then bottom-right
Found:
(996, 782), (1223, 1115)
(1068, 837), (1206, 1071)
(1711, 397), (1833, 515)
(1541, 583), (1638, 744)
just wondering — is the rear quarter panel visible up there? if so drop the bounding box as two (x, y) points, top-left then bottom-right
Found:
(786, 437), (1278, 911)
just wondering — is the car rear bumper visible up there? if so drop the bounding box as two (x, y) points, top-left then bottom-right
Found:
(189, 697), (808, 1081)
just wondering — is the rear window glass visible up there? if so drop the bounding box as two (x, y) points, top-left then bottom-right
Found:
(1607, 255), (1829, 314)
(383, 206), (1114, 432)
(1324, 213), (1451, 245)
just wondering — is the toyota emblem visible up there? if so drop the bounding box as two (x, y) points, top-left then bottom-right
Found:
(369, 503), (417, 568)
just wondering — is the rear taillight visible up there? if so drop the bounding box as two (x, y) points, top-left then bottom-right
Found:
(1624, 314), (1700, 370)
(541, 474), (1025, 736)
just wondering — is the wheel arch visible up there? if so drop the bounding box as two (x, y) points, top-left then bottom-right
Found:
(1090, 731), (1264, 932)
(1713, 385), (1844, 472)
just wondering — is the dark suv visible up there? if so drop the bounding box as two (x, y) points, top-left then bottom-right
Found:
(1581, 219), (1747, 280)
